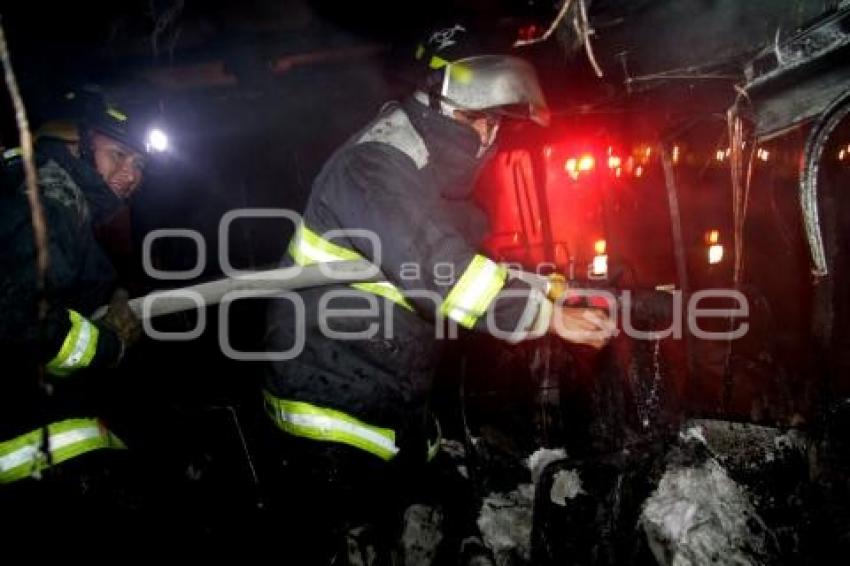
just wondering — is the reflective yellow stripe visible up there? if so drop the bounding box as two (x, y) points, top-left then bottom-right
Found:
(414, 44), (472, 83)
(428, 54), (450, 70)
(288, 223), (413, 311)
(3, 147), (22, 161)
(290, 223), (361, 264)
(106, 107), (128, 122)
(440, 255), (507, 329)
(0, 418), (126, 484)
(46, 310), (99, 377)
(264, 393), (399, 461)
(414, 43), (451, 70)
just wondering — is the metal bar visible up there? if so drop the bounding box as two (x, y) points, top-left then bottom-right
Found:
(659, 145), (695, 392)
(800, 90), (850, 277)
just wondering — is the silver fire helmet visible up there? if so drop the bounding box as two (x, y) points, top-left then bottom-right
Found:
(424, 53), (551, 127)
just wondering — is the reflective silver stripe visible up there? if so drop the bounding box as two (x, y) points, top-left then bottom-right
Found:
(59, 318), (94, 369)
(446, 259), (502, 322)
(0, 426), (100, 474)
(265, 395), (399, 460)
(289, 224), (360, 265)
(289, 224), (413, 311)
(278, 410), (399, 457)
(48, 310), (99, 376)
(297, 235), (347, 263)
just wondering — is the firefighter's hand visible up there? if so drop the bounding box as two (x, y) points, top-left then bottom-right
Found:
(549, 305), (616, 349)
(101, 288), (142, 349)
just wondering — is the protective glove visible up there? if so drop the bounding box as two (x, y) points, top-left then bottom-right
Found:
(100, 288), (142, 350)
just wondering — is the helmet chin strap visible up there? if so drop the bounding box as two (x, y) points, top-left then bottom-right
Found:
(77, 124), (96, 166)
(476, 121), (499, 158)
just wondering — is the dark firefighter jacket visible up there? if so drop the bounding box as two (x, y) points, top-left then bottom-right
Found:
(265, 97), (548, 462)
(0, 139), (126, 483)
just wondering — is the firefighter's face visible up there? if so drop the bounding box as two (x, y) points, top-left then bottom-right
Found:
(90, 131), (145, 199)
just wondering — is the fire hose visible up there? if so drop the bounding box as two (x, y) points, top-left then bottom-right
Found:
(93, 261), (552, 320)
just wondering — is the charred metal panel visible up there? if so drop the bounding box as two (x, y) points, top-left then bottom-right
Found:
(586, 0), (832, 82)
(741, 7), (850, 293)
(745, 7), (850, 137)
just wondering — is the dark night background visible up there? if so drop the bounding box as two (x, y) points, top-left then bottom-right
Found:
(1, 0), (849, 556)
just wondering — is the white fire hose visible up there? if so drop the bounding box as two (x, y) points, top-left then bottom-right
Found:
(94, 261), (549, 320)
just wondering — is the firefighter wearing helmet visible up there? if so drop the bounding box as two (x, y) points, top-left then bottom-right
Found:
(263, 25), (615, 562)
(0, 87), (154, 538)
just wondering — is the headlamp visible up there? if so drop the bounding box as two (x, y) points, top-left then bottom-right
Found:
(145, 128), (169, 153)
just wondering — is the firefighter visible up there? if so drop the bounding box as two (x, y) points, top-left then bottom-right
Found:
(263, 26), (615, 562)
(0, 88), (148, 536)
